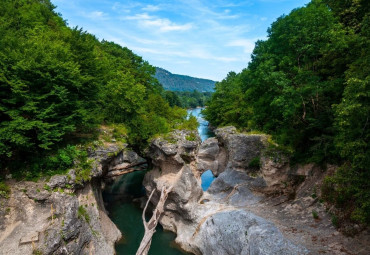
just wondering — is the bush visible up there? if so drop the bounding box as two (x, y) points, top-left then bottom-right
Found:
(9, 145), (81, 181)
(74, 150), (93, 184)
(322, 165), (370, 225)
(178, 115), (198, 131)
(312, 210), (319, 219)
(248, 157), (261, 169)
(0, 182), (10, 198)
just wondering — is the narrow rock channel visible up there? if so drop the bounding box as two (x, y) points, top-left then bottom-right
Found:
(102, 108), (209, 254)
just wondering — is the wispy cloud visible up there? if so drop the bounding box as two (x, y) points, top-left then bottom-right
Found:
(227, 39), (256, 54)
(142, 4), (161, 12)
(124, 13), (193, 32)
(129, 46), (239, 63)
(112, 1), (141, 12)
(86, 11), (109, 20)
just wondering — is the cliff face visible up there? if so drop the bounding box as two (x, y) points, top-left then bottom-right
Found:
(0, 143), (146, 255)
(143, 128), (307, 255)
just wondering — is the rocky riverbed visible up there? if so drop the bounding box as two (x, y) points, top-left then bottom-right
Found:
(143, 127), (370, 255)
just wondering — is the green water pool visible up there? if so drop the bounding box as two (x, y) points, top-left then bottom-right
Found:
(103, 171), (188, 255)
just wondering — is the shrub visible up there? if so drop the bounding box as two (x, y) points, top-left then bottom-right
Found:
(186, 132), (197, 141)
(312, 210), (319, 219)
(74, 150), (93, 184)
(248, 157), (261, 169)
(178, 115), (198, 131)
(0, 182), (10, 198)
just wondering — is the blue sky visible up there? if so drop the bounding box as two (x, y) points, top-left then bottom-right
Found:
(53, 0), (310, 81)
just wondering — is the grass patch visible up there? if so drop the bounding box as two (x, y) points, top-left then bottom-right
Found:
(32, 249), (43, 255)
(160, 133), (177, 144)
(186, 132), (197, 141)
(331, 214), (339, 228)
(0, 182), (10, 198)
(312, 210), (319, 219)
(77, 205), (90, 223)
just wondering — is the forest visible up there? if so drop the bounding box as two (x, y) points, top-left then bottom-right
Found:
(0, 0), (197, 179)
(204, 0), (369, 225)
(164, 90), (212, 108)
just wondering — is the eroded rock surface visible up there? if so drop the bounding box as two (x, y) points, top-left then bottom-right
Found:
(192, 209), (304, 255)
(0, 143), (145, 255)
(144, 126), (370, 255)
(214, 126), (267, 173)
(196, 137), (227, 176)
(143, 129), (307, 255)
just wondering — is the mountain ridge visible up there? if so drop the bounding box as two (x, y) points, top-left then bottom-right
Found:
(155, 67), (215, 92)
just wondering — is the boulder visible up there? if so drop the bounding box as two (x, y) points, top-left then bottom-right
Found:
(192, 209), (307, 255)
(215, 126), (267, 173)
(207, 168), (265, 206)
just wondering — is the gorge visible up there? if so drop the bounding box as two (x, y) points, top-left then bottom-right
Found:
(1, 0), (369, 254)
(102, 108), (214, 255)
(1, 109), (369, 255)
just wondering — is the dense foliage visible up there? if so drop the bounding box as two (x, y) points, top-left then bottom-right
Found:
(204, 0), (369, 224)
(0, 0), (195, 177)
(164, 91), (212, 108)
(155, 67), (215, 92)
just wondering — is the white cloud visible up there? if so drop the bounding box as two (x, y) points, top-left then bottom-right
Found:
(112, 1), (141, 12)
(124, 13), (151, 20)
(87, 11), (108, 20)
(124, 13), (193, 32)
(142, 5), (161, 12)
(227, 39), (256, 54)
(143, 19), (193, 32)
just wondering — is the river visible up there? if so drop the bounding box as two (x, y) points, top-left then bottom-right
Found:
(103, 108), (214, 255)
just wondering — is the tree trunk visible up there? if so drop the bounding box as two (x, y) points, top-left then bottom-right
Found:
(136, 185), (173, 255)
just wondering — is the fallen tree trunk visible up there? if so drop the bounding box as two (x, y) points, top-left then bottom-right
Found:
(136, 185), (173, 255)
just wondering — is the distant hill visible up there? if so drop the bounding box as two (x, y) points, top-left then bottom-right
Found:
(155, 67), (215, 92)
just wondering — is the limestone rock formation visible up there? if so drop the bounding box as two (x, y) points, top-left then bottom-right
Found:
(0, 143), (145, 255)
(143, 129), (308, 255)
(196, 137), (227, 176)
(144, 130), (203, 233)
(214, 126), (267, 173)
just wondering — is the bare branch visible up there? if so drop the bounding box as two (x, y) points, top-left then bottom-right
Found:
(142, 189), (156, 230)
(136, 185), (173, 255)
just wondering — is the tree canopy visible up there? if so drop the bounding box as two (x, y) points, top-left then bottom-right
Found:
(204, 0), (369, 224)
(0, 0), (194, 175)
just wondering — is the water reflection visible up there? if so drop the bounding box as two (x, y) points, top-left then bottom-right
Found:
(201, 170), (216, 191)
